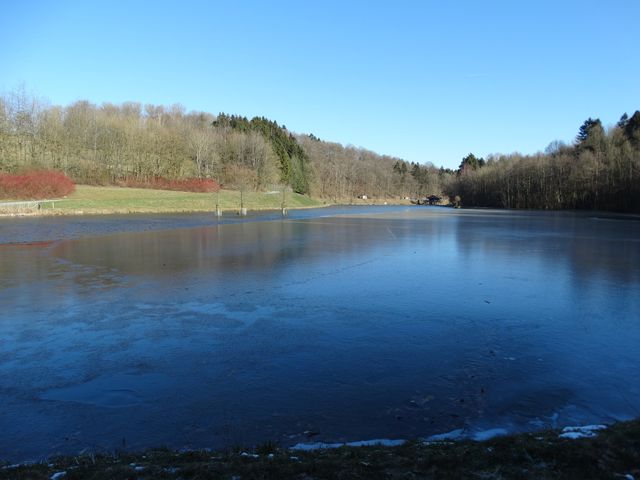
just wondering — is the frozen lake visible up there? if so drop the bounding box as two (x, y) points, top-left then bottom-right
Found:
(1, 206), (639, 461)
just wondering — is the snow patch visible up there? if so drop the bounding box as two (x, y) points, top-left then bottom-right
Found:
(50, 472), (67, 480)
(425, 429), (465, 441)
(558, 424), (607, 439)
(291, 438), (405, 451)
(425, 427), (509, 442)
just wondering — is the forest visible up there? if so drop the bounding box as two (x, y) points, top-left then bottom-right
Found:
(0, 88), (441, 201)
(447, 112), (640, 213)
(1, 87), (638, 212)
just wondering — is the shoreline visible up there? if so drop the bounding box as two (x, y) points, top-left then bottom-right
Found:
(0, 203), (332, 218)
(2, 419), (639, 479)
(0, 202), (409, 218)
(0, 183), (409, 218)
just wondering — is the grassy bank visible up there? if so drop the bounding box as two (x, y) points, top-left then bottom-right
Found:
(0, 186), (409, 216)
(2, 420), (639, 479)
(1, 185), (323, 215)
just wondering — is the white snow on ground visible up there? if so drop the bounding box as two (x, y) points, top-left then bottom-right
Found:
(291, 439), (405, 451)
(425, 429), (465, 441)
(240, 452), (260, 458)
(293, 423), (609, 452)
(50, 472), (66, 480)
(425, 427), (508, 442)
(558, 425), (607, 439)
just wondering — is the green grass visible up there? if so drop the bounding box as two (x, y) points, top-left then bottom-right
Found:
(2, 420), (639, 479)
(34, 185), (324, 214)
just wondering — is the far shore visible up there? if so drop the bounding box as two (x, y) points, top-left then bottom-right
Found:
(0, 185), (411, 218)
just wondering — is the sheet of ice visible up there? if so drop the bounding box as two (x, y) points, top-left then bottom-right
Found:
(346, 439), (405, 447)
(39, 372), (168, 408)
(558, 424), (607, 439)
(291, 442), (351, 451)
(472, 428), (509, 441)
(291, 438), (405, 451)
(2, 208), (640, 462)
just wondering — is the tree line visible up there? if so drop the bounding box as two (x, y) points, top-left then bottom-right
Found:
(0, 89), (294, 193)
(0, 88), (445, 200)
(446, 112), (640, 212)
(1, 87), (638, 212)
(298, 134), (443, 201)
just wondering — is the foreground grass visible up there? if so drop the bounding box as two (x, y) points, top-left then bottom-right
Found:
(4, 185), (324, 215)
(2, 420), (639, 479)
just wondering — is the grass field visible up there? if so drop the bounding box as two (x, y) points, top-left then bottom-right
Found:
(0, 185), (407, 216)
(25, 185), (325, 215)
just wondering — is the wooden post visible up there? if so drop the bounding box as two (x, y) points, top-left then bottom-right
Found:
(239, 188), (246, 215)
(215, 188), (221, 217)
(281, 185), (288, 216)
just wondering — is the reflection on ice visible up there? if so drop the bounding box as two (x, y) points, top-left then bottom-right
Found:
(40, 373), (170, 408)
(0, 207), (639, 461)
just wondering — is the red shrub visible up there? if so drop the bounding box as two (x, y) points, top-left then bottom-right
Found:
(0, 171), (76, 200)
(120, 177), (221, 193)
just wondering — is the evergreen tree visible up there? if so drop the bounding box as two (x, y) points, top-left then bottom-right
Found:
(576, 118), (604, 150)
(458, 153), (485, 172)
(623, 111), (640, 147)
(617, 113), (629, 130)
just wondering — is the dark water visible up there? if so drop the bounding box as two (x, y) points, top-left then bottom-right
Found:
(1, 207), (639, 461)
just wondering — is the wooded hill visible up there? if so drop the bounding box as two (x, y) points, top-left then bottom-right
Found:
(446, 112), (640, 212)
(1, 88), (638, 212)
(0, 89), (441, 200)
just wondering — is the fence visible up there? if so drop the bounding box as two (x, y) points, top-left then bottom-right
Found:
(0, 199), (59, 213)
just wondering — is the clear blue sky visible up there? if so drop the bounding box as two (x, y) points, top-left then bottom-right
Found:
(1, 0), (638, 169)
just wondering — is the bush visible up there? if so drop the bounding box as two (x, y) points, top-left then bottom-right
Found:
(0, 171), (76, 200)
(119, 177), (221, 193)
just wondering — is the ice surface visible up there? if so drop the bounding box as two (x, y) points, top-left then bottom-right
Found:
(472, 428), (509, 441)
(2, 208), (639, 462)
(291, 439), (405, 451)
